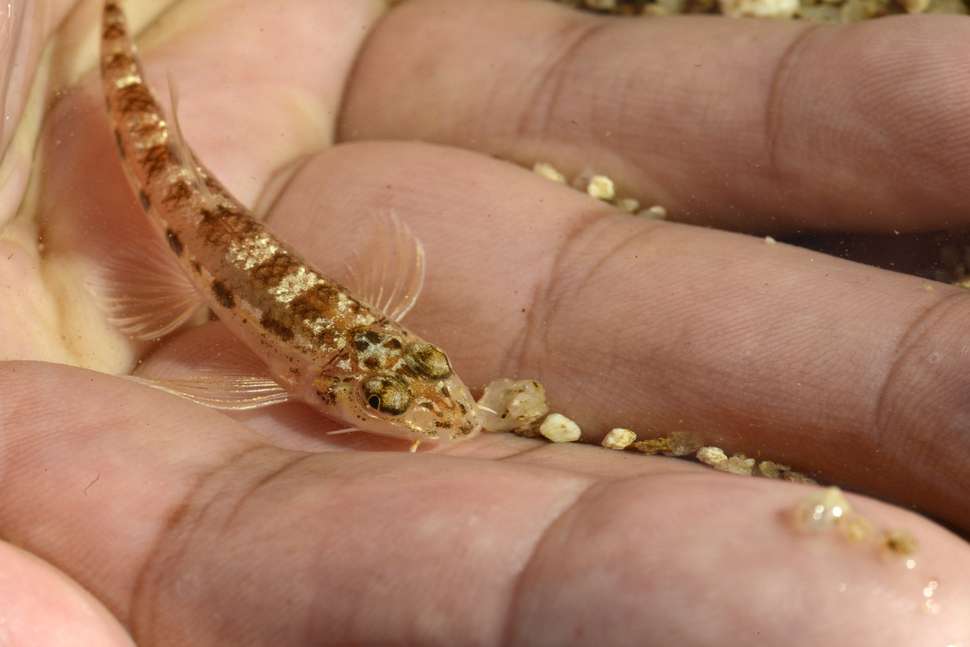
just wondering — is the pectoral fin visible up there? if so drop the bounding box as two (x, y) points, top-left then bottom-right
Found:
(86, 231), (205, 341)
(128, 374), (290, 410)
(132, 329), (290, 410)
(344, 210), (425, 321)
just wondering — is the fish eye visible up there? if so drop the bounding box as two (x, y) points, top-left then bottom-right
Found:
(405, 343), (453, 380)
(360, 375), (411, 416)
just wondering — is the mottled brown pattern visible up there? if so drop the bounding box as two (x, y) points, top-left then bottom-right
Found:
(391, 363), (419, 380)
(199, 204), (239, 224)
(136, 189), (150, 212)
(161, 179), (192, 207)
(328, 351), (351, 368)
(103, 51), (135, 76)
(289, 285), (340, 319)
(210, 279), (235, 309)
(315, 383), (337, 407)
(352, 330), (380, 351)
(311, 328), (336, 347)
(131, 120), (163, 142)
(115, 82), (159, 115)
(196, 204), (261, 249)
(221, 203), (252, 221)
(406, 344), (452, 379)
(138, 144), (170, 182)
(250, 252), (301, 287)
(203, 175), (221, 193)
(101, 20), (126, 43)
(260, 312), (294, 342)
(264, 280), (352, 345)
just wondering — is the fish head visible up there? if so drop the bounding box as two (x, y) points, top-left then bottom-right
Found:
(316, 334), (484, 445)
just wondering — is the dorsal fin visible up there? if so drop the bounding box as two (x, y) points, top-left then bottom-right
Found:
(165, 72), (215, 205)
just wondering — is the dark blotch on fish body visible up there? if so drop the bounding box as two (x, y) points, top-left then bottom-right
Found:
(211, 279), (235, 309)
(260, 313), (294, 342)
(160, 179), (191, 207)
(166, 228), (183, 256)
(116, 82), (158, 115)
(102, 20), (125, 42)
(139, 144), (169, 181)
(353, 330), (381, 351)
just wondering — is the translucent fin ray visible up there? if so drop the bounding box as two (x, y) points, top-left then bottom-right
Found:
(166, 73), (215, 204)
(132, 334), (291, 410)
(128, 374), (291, 410)
(326, 427), (362, 435)
(87, 233), (204, 341)
(190, 337), (276, 378)
(345, 210), (425, 321)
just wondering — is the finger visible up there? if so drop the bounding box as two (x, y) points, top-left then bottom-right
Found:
(340, 0), (970, 234)
(0, 362), (603, 644)
(264, 140), (970, 533)
(2, 363), (968, 645)
(0, 0), (79, 231)
(0, 363), (266, 615)
(508, 474), (970, 645)
(0, 540), (135, 647)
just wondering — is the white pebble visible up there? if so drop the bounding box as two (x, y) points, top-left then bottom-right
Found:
(719, 0), (798, 18)
(795, 486), (853, 533)
(533, 162), (567, 184)
(614, 197), (641, 214)
(539, 413), (582, 443)
(602, 428), (636, 450)
(478, 379), (549, 432)
(696, 446), (727, 466)
(586, 175), (615, 202)
(719, 455), (756, 476)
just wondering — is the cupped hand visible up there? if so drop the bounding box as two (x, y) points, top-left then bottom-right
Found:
(1, 0), (969, 644)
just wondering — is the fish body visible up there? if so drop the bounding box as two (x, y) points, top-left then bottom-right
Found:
(98, 0), (483, 447)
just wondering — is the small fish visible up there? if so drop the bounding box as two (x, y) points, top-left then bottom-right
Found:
(97, 0), (483, 450)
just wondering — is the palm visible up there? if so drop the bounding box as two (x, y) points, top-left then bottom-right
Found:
(0, 0), (968, 644)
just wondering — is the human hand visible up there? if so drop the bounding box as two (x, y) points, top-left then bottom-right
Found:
(1, 0), (970, 644)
